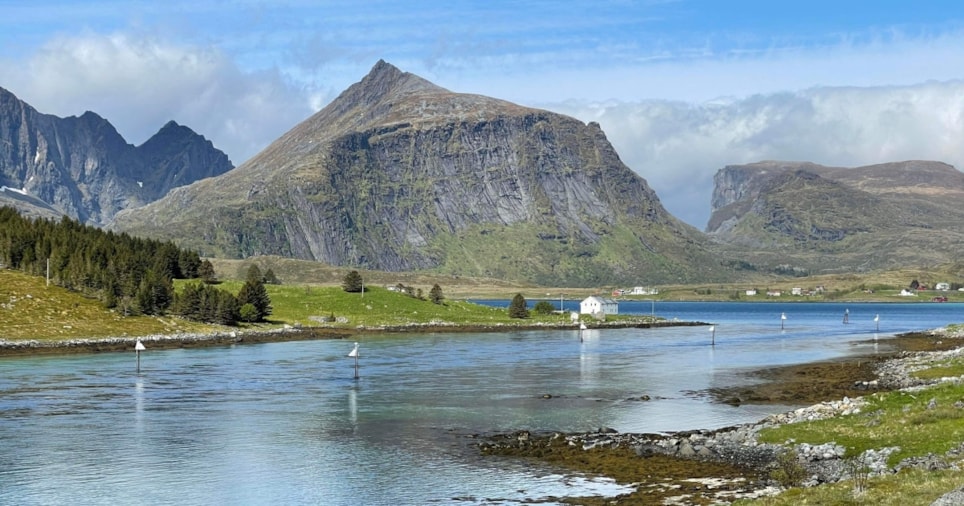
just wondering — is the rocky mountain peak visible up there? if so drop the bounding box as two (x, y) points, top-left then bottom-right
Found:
(0, 87), (234, 225)
(355, 59), (447, 101)
(112, 60), (724, 286)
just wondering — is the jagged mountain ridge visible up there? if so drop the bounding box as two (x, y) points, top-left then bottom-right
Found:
(112, 60), (729, 286)
(0, 87), (234, 225)
(707, 160), (964, 273)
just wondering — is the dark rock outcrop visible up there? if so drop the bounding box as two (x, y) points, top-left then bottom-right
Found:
(0, 87), (233, 225)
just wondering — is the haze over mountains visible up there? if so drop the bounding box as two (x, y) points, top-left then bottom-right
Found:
(2, 61), (963, 286)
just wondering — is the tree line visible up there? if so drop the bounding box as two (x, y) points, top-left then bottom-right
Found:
(0, 206), (270, 325)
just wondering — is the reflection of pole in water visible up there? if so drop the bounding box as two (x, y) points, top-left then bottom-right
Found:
(348, 388), (358, 426)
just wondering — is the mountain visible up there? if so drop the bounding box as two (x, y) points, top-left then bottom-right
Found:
(0, 87), (234, 225)
(706, 160), (964, 273)
(111, 60), (729, 286)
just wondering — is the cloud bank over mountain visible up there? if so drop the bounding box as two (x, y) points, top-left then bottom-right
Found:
(553, 81), (964, 227)
(5, 0), (964, 228)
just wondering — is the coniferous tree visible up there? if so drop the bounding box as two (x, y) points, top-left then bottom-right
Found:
(198, 259), (217, 284)
(264, 268), (280, 285)
(429, 284), (444, 304)
(177, 250), (202, 279)
(508, 293), (529, 319)
(237, 265), (272, 321)
(215, 291), (241, 325)
(342, 270), (363, 293)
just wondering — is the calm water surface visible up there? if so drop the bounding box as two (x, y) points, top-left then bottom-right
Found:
(1, 301), (961, 505)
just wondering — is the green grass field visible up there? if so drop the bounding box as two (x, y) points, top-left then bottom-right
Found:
(201, 279), (582, 329)
(0, 270), (218, 341)
(0, 269), (603, 343)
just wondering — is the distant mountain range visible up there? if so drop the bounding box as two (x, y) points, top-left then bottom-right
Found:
(0, 87), (233, 225)
(707, 160), (964, 274)
(3, 63), (964, 286)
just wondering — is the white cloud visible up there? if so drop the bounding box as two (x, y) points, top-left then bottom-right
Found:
(4, 28), (964, 234)
(551, 80), (964, 228)
(0, 31), (313, 165)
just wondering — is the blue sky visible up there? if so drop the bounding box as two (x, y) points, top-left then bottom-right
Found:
(3, 1), (964, 227)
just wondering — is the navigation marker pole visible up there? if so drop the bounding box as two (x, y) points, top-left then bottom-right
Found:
(843, 308), (849, 324)
(874, 314), (880, 332)
(135, 340), (146, 373)
(781, 312), (787, 330)
(709, 325), (716, 346)
(348, 342), (360, 380)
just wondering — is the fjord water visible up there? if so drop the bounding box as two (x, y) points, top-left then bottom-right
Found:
(1, 302), (960, 505)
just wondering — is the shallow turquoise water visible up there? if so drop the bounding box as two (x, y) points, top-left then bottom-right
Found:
(1, 302), (960, 505)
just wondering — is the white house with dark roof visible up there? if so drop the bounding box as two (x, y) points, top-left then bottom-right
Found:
(580, 296), (618, 316)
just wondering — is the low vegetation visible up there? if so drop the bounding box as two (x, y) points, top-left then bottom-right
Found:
(736, 367), (964, 505)
(739, 468), (964, 506)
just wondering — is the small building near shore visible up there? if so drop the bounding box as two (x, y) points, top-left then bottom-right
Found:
(580, 296), (618, 317)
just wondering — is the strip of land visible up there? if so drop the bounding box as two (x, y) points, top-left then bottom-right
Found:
(0, 319), (702, 356)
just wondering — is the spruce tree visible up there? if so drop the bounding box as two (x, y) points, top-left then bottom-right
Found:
(429, 284), (444, 304)
(342, 270), (363, 293)
(198, 259), (217, 284)
(237, 265), (272, 321)
(508, 293), (529, 319)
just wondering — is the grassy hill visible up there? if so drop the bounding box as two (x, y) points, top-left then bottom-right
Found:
(0, 266), (620, 346)
(0, 270), (217, 342)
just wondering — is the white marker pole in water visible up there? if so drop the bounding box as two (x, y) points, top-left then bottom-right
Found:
(347, 342), (360, 379)
(874, 314), (880, 332)
(135, 340), (146, 373)
(709, 325), (716, 346)
(781, 312), (787, 330)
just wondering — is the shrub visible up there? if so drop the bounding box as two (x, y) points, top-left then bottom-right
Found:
(533, 300), (555, 315)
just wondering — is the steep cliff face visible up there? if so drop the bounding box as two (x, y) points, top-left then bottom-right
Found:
(0, 87), (234, 225)
(113, 60), (727, 286)
(706, 161), (964, 273)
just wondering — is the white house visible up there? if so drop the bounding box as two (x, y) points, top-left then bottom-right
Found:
(630, 286), (659, 295)
(745, 289), (758, 296)
(580, 296), (618, 316)
(935, 282), (951, 291)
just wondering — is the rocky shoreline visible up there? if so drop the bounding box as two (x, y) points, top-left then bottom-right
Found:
(479, 327), (964, 505)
